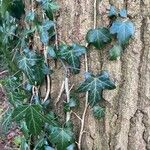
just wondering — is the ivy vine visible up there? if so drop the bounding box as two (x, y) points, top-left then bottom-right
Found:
(0, 0), (134, 149)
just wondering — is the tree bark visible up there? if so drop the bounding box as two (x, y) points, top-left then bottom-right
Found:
(51, 0), (150, 149)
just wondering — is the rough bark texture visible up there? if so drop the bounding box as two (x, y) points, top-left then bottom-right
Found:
(50, 0), (150, 149)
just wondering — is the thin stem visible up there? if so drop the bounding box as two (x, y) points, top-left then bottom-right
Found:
(77, 52), (89, 150)
(43, 74), (50, 102)
(71, 111), (82, 121)
(42, 11), (50, 103)
(65, 76), (71, 122)
(0, 70), (8, 75)
(53, 15), (59, 50)
(94, 0), (97, 29)
(77, 1), (97, 145)
(55, 80), (65, 106)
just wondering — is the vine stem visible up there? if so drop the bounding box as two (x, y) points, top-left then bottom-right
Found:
(53, 13), (71, 122)
(77, 50), (89, 150)
(55, 80), (65, 106)
(65, 76), (71, 122)
(43, 42), (51, 102)
(94, 0), (97, 29)
(78, 0), (97, 148)
(0, 70), (8, 75)
(42, 12), (50, 103)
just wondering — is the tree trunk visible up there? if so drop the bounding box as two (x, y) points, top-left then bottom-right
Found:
(52, 0), (150, 149)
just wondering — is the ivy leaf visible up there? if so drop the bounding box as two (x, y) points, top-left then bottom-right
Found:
(64, 96), (78, 112)
(119, 8), (127, 18)
(8, 0), (25, 19)
(110, 19), (134, 45)
(1, 0), (25, 19)
(109, 44), (122, 60)
(109, 5), (117, 17)
(40, 30), (49, 44)
(86, 27), (112, 49)
(3, 76), (29, 106)
(58, 43), (87, 74)
(16, 50), (46, 85)
(0, 12), (16, 44)
(1, 108), (12, 133)
(45, 10), (53, 20)
(47, 46), (57, 58)
(49, 126), (74, 150)
(40, 0), (60, 12)
(25, 11), (35, 22)
(25, 105), (43, 134)
(76, 71), (116, 106)
(38, 20), (55, 44)
(42, 20), (54, 30)
(12, 104), (46, 135)
(8, 89), (28, 106)
(92, 105), (105, 119)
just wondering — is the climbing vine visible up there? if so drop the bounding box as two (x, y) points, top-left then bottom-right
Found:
(0, 0), (134, 149)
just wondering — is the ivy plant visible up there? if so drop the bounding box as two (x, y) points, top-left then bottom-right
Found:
(86, 5), (135, 60)
(0, 1), (135, 149)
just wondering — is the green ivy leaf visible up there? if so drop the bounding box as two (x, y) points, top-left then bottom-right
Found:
(40, 30), (49, 44)
(3, 76), (29, 106)
(86, 27), (112, 49)
(109, 44), (122, 60)
(110, 19), (134, 45)
(64, 97), (78, 112)
(25, 11), (35, 22)
(109, 5), (117, 17)
(25, 105), (43, 135)
(42, 20), (54, 30)
(49, 126), (74, 150)
(12, 104), (46, 135)
(16, 50), (46, 85)
(47, 46), (57, 58)
(1, 0), (25, 19)
(40, 0), (59, 11)
(1, 108), (12, 133)
(58, 43), (87, 74)
(92, 105), (105, 119)
(38, 20), (55, 44)
(76, 71), (116, 106)
(119, 8), (127, 18)
(0, 12), (16, 44)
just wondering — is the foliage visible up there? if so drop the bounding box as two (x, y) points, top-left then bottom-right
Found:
(86, 27), (112, 49)
(92, 105), (105, 119)
(0, 1), (135, 149)
(76, 71), (116, 106)
(58, 43), (87, 74)
(86, 5), (134, 60)
(48, 126), (74, 150)
(109, 44), (122, 60)
(110, 19), (134, 45)
(12, 104), (45, 135)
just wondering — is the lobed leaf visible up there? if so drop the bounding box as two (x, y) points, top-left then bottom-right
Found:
(92, 105), (105, 119)
(49, 126), (74, 150)
(58, 43), (87, 74)
(109, 44), (122, 60)
(77, 71), (116, 106)
(110, 19), (134, 45)
(86, 27), (112, 49)
(12, 104), (46, 135)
